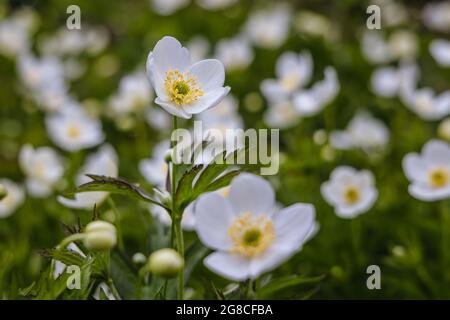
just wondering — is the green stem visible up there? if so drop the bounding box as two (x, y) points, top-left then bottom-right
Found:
(171, 116), (184, 300)
(440, 201), (449, 270)
(107, 278), (122, 300)
(107, 197), (124, 251)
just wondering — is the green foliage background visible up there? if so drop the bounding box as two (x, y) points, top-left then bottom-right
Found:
(0, 0), (450, 299)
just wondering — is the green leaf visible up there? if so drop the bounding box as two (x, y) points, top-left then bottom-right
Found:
(174, 164), (204, 212)
(109, 251), (139, 299)
(64, 175), (169, 210)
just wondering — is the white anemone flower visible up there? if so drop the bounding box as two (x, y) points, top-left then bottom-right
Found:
(422, 1), (450, 33)
(58, 145), (118, 209)
(330, 113), (390, 153)
(140, 140), (170, 188)
(195, 173), (315, 281)
(0, 19), (30, 58)
(430, 39), (450, 67)
(19, 144), (64, 197)
(400, 86), (450, 121)
(261, 51), (313, 102)
(145, 106), (172, 131)
(402, 140), (450, 201)
(46, 103), (104, 152)
(151, 0), (189, 15)
(292, 67), (340, 116)
(244, 5), (290, 49)
(146, 36), (230, 119)
(0, 179), (25, 218)
(370, 62), (419, 98)
(263, 99), (301, 129)
(215, 36), (254, 71)
(109, 71), (153, 115)
(321, 166), (378, 219)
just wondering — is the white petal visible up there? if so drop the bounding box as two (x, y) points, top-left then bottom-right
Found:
(203, 252), (250, 281)
(422, 139), (450, 165)
(154, 97), (192, 119)
(228, 173), (275, 215)
(186, 87), (230, 115)
(195, 192), (235, 251)
(402, 153), (428, 183)
(260, 79), (286, 102)
(188, 59), (225, 91)
(430, 39), (450, 67)
(272, 203), (315, 252)
(409, 183), (450, 202)
(248, 246), (294, 279)
(151, 36), (191, 75)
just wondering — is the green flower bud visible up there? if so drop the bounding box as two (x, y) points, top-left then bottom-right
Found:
(83, 220), (117, 251)
(132, 252), (147, 265)
(147, 248), (184, 278)
(0, 183), (7, 201)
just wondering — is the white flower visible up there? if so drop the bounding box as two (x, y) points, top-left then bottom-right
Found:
(387, 30), (418, 60)
(140, 140), (170, 188)
(0, 179), (25, 218)
(46, 103), (104, 152)
(196, 95), (242, 127)
(439, 117), (450, 141)
(261, 51), (313, 102)
(58, 145), (118, 209)
(149, 202), (196, 231)
(321, 166), (378, 218)
(400, 86), (450, 120)
(195, 173), (315, 281)
(422, 1), (450, 33)
(402, 139), (450, 201)
(19, 144), (64, 197)
(215, 36), (254, 71)
(292, 67), (340, 116)
(0, 19), (29, 58)
(109, 71), (153, 115)
(244, 5), (290, 49)
(151, 0), (189, 15)
(146, 36), (230, 119)
(293, 11), (337, 42)
(145, 106), (172, 131)
(370, 62), (419, 98)
(197, 0), (237, 10)
(330, 113), (390, 153)
(263, 99), (301, 129)
(430, 39), (450, 67)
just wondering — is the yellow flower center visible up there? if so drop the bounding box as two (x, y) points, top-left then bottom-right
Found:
(228, 212), (275, 258)
(165, 70), (204, 106)
(67, 125), (81, 139)
(429, 167), (449, 188)
(280, 73), (301, 92)
(344, 186), (360, 204)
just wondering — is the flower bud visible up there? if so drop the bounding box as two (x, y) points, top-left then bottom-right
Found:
(438, 117), (450, 141)
(147, 248), (184, 278)
(0, 183), (7, 201)
(132, 252), (147, 265)
(83, 220), (117, 251)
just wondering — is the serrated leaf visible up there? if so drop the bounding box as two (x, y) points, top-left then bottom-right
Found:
(64, 175), (169, 210)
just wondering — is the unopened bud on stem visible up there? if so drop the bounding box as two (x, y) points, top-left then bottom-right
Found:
(83, 220), (117, 251)
(147, 248), (184, 278)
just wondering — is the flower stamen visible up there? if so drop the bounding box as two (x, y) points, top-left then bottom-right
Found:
(344, 186), (360, 204)
(429, 167), (449, 188)
(165, 70), (204, 106)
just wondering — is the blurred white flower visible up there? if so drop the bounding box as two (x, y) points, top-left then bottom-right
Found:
(330, 112), (390, 153)
(0, 17), (30, 58)
(401, 86), (450, 121)
(292, 67), (340, 116)
(149, 202), (196, 231)
(197, 0), (237, 10)
(321, 166), (378, 219)
(0, 179), (25, 218)
(46, 103), (104, 152)
(145, 106), (172, 131)
(186, 36), (210, 62)
(430, 39), (450, 67)
(151, 0), (189, 15)
(261, 51), (313, 102)
(263, 99), (300, 129)
(422, 1), (450, 33)
(146, 36), (230, 119)
(215, 36), (254, 71)
(58, 145), (118, 209)
(373, 0), (408, 27)
(109, 71), (153, 115)
(140, 140), (170, 188)
(403, 140), (450, 201)
(195, 173), (315, 281)
(244, 5), (290, 49)
(19, 144), (64, 197)
(294, 11), (338, 42)
(361, 30), (418, 64)
(370, 61), (419, 98)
